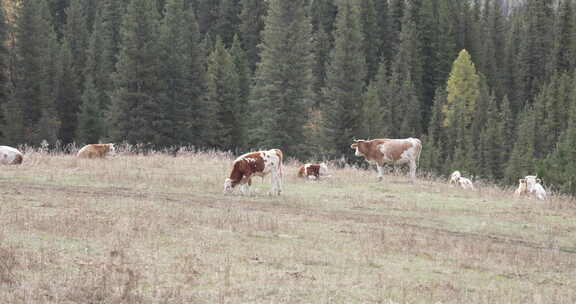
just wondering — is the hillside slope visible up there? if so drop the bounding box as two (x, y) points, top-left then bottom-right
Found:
(0, 151), (575, 303)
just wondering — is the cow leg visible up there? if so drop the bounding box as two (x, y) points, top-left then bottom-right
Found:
(376, 164), (385, 181)
(270, 170), (282, 195)
(409, 160), (417, 180)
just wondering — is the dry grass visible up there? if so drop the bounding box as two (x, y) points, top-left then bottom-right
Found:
(0, 149), (575, 303)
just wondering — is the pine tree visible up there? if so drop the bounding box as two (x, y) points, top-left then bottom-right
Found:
(311, 26), (331, 108)
(109, 0), (163, 146)
(359, 0), (380, 83)
(390, 3), (423, 127)
(238, 0), (267, 72)
(157, 0), (202, 146)
(248, 0), (313, 156)
(321, 1), (366, 159)
(420, 87), (447, 174)
(205, 37), (241, 151)
(76, 75), (104, 144)
(55, 40), (81, 144)
(504, 107), (537, 183)
(0, 4), (9, 140)
(516, 0), (555, 106)
(213, 0), (241, 47)
(553, 0), (576, 73)
(542, 82), (576, 194)
(5, 0), (60, 145)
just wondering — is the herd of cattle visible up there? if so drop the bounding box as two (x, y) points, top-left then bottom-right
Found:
(0, 138), (547, 200)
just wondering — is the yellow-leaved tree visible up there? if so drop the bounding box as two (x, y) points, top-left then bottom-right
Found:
(443, 49), (480, 128)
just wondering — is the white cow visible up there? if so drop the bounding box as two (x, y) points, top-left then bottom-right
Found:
(449, 170), (461, 185)
(0, 146), (23, 165)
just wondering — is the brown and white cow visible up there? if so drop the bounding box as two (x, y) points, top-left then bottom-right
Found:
(224, 149), (283, 195)
(0, 146), (23, 165)
(351, 138), (422, 181)
(77, 143), (116, 158)
(297, 163), (328, 180)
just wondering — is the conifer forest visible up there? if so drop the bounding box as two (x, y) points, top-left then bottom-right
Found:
(1, 0), (576, 193)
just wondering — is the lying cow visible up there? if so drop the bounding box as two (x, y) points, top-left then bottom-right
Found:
(77, 143), (116, 158)
(449, 170), (474, 190)
(449, 170), (461, 185)
(0, 146), (23, 165)
(515, 176), (547, 200)
(351, 138), (422, 181)
(457, 177), (474, 190)
(297, 163), (329, 180)
(224, 149), (283, 195)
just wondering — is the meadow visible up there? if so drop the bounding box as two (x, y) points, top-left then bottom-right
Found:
(0, 148), (575, 303)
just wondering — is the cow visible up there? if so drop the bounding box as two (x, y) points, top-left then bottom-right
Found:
(515, 176), (547, 200)
(297, 163), (329, 180)
(0, 146), (23, 165)
(77, 143), (116, 158)
(449, 170), (461, 185)
(350, 138), (422, 181)
(457, 177), (474, 190)
(224, 149), (283, 195)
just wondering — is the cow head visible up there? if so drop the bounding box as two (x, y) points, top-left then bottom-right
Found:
(105, 143), (116, 156)
(223, 178), (235, 193)
(319, 163), (329, 176)
(350, 140), (367, 157)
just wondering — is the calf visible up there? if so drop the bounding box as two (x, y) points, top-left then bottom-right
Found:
(0, 146), (23, 165)
(297, 163), (328, 180)
(457, 177), (474, 190)
(449, 170), (461, 185)
(515, 177), (547, 200)
(224, 149), (283, 195)
(77, 143), (116, 158)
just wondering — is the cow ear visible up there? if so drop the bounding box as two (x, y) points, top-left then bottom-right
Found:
(536, 178), (541, 183)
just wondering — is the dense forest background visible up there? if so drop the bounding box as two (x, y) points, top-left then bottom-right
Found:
(1, 0), (576, 193)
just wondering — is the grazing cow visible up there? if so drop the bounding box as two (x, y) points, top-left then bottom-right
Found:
(457, 177), (474, 190)
(224, 149), (283, 195)
(449, 170), (461, 185)
(0, 146), (23, 165)
(77, 143), (116, 158)
(350, 138), (422, 181)
(298, 163), (329, 180)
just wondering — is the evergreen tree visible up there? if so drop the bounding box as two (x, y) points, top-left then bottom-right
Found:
(504, 107), (537, 183)
(321, 1), (366, 159)
(238, 0), (267, 72)
(553, 0), (576, 73)
(390, 3), (424, 125)
(205, 37), (241, 151)
(420, 87), (447, 174)
(5, 0), (60, 145)
(157, 0), (204, 146)
(311, 26), (331, 107)
(55, 40), (81, 144)
(363, 62), (390, 139)
(359, 0), (380, 83)
(213, 0), (241, 47)
(76, 75), (104, 144)
(542, 82), (576, 194)
(109, 0), (163, 146)
(248, 0), (313, 156)
(0, 4), (9, 140)
(516, 0), (555, 106)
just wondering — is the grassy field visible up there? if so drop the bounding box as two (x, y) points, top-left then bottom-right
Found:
(0, 149), (575, 303)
